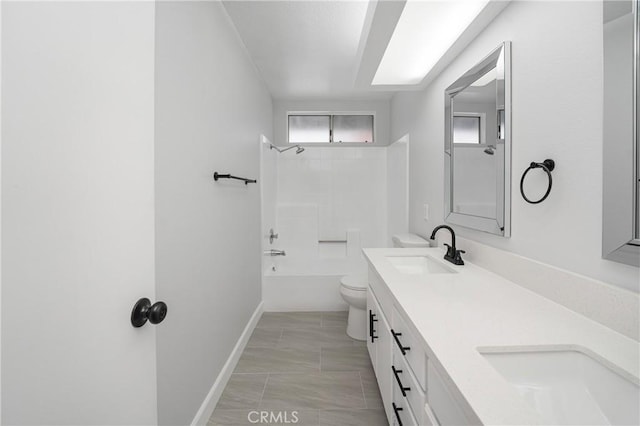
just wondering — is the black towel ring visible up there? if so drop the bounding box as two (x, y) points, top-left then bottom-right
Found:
(520, 159), (555, 204)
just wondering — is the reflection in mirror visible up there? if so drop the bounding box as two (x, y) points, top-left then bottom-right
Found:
(602, 0), (639, 266)
(453, 67), (500, 221)
(445, 42), (511, 236)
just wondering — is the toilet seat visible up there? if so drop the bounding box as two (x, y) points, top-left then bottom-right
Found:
(340, 275), (368, 291)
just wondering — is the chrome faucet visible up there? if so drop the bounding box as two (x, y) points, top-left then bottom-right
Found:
(269, 228), (279, 244)
(430, 225), (465, 265)
(264, 249), (286, 257)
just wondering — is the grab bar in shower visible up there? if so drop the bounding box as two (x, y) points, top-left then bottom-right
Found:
(213, 172), (257, 185)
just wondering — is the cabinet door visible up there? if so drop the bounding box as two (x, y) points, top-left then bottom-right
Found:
(428, 363), (472, 425)
(366, 288), (378, 368)
(424, 402), (440, 426)
(376, 305), (394, 423)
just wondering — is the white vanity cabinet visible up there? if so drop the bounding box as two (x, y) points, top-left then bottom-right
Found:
(367, 267), (473, 426)
(364, 247), (640, 426)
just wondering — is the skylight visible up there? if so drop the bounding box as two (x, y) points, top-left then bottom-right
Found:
(372, 0), (490, 85)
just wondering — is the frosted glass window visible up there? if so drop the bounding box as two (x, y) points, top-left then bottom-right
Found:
(288, 115), (330, 143)
(332, 115), (374, 143)
(453, 116), (481, 144)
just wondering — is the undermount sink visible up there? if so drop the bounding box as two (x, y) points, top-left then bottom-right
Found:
(480, 348), (640, 425)
(386, 255), (456, 275)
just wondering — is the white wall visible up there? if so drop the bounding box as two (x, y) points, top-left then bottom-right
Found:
(154, 2), (272, 425)
(2, 2), (158, 424)
(273, 99), (391, 146)
(391, 0), (639, 293)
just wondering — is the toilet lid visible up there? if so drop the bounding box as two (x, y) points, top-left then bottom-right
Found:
(340, 275), (368, 291)
(392, 233), (429, 248)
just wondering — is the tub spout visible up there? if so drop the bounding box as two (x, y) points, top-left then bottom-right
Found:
(264, 249), (286, 256)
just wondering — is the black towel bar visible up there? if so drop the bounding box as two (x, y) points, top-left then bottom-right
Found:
(213, 172), (257, 185)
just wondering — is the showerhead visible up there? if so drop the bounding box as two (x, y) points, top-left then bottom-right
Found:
(269, 143), (305, 155)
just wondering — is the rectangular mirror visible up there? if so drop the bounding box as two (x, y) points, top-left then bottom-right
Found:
(602, 0), (640, 266)
(445, 42), (511, 236)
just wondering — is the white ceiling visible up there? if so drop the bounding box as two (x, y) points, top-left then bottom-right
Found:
(222, 0), (392, 100)
(222, 0), (509, 101)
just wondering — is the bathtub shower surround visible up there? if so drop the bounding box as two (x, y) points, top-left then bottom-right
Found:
(276, 147), (388, 259)
(263, 147), (392, 311)
(386, 137), (410, 246)
(260, 135), (279, 275)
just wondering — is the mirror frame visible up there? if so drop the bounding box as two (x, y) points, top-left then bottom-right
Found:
(602, 0), (640, 266)
(444, 42), (512, 237)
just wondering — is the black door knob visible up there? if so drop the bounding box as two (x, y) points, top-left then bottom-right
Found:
(131, 298), (168, 328)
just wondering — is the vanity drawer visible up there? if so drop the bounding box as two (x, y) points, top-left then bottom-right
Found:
(392, 306), (427, 390)
(392, 344), (426, 426)
(391, 380), (419, 426)
(427, 362), (472, 426)
(368, 267), (394, 315)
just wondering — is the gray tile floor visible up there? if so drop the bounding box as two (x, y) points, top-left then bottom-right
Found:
(208, 311), (388, 426)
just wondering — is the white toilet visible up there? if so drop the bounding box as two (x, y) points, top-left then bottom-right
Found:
(391, 233), (431, 248)
(339, 274), (369, 340)
(340, 233), (429, 341)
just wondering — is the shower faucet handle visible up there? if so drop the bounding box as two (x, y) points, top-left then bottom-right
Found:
(269, 228), (279, 244)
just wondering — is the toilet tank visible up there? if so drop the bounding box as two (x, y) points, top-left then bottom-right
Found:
(392, 233), (429, 248)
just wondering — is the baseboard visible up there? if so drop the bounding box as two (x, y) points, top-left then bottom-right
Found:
(190, 301), (264, 426)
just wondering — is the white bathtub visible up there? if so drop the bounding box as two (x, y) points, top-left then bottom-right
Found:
(262, 257), (364, 311)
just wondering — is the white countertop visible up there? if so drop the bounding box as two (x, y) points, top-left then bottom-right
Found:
(363, 247), (640, 425)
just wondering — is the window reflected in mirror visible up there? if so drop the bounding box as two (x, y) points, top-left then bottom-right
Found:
(453, 115), (483, 144)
